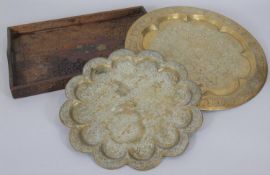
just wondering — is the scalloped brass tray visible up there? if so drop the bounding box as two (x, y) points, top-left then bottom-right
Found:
(60, 49), (203, 170)
(125, 6), (268, 110)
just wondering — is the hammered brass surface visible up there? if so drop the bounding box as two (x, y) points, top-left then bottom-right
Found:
(125, 6), (268, 110)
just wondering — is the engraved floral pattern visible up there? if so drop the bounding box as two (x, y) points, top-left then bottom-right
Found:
(60, 49), (203, 170)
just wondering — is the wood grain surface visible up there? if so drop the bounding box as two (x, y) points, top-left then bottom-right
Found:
(7, 6), (146, 98)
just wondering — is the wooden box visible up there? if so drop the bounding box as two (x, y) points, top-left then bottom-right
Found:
(7, 6), (146, 98)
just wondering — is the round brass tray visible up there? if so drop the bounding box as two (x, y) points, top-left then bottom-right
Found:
(125, 6), (268, 110)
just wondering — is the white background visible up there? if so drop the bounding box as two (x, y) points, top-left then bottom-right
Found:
(0, 0), (270, 174)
